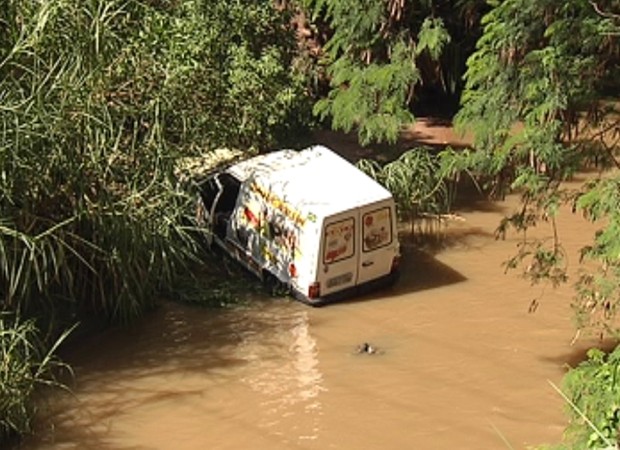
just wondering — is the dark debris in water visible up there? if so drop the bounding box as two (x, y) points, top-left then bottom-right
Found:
(356, 342), (379, 355)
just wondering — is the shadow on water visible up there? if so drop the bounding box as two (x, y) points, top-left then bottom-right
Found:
(541, 338), (620, 371)
(337, 241), (471, 307)
(393, 246), (467, 294)
(405, 224), (497, 255)
(336, 214), (501, 307)
(450, 177), (511, 214)
(23, 298), (301, 450)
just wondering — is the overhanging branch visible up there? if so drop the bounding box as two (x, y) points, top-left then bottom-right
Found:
(589, 1), (620, 20)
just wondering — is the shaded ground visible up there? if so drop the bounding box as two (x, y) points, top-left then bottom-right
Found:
(313, 117), (473, 162)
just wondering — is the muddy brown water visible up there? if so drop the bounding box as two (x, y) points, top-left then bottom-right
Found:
(19, 122), (612, 450)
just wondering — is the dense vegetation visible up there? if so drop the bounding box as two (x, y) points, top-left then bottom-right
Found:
(553, 345), (620, 450)
(301, 0), (487, 144)
(0, 0), (310, 441)
(0, 0), (618, 447)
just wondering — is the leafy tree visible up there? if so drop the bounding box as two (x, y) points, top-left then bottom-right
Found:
(456, 0), (620, 335)
(454, 3), (620, 449)
(549, 346), (620, 449)
(300, 0), (488, 144)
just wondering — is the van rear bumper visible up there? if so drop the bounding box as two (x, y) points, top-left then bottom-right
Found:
(292, 270), (400, 307)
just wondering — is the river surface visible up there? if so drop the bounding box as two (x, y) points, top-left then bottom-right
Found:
(19, 122), (611, 450)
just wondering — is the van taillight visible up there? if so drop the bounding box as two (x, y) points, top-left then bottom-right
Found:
(308, 282), (321, 299)
(288, 263), (298, 278)
(391, 255), (401, 272)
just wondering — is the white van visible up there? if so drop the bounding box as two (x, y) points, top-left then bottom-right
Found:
(195, 145), (400, 305)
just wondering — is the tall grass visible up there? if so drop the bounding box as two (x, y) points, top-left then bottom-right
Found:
(1, 4), (202, 440)
(1, 1), (310, 442)
(0, 1), (192, 442)
(0, 313), (73, 440)
(0, 0), (218, 322)
(1, 0), (312, 320)
(357, 146), (461, 240)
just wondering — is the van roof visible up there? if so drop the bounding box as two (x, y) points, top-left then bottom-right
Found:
(226, 145), (392, 218)
(175, 148), (245, 183)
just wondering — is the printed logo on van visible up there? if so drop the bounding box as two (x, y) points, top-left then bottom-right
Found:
(363, 207), (392, 251)
(324, 218), (355, 263)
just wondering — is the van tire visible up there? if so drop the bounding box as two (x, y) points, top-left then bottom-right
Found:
(262, 270), (288, 297)
(211, 238), (225, 253)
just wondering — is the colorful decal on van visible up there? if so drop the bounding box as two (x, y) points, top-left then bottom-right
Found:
(266, 214), (301, 259)
(238, 197), (262, 229)
(261, 245), (277, 263)
(250, 182), (307, 227)
(324, 218), (354, 263)
(362, 207), (392, 251)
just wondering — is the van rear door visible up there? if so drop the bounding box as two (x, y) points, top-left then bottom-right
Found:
(357, 202), (398, 284)
(196, 175), (221, 247)
(318, 212), (359, 296)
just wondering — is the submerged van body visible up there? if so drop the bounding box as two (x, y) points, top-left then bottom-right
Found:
(196, 145), (400, 305)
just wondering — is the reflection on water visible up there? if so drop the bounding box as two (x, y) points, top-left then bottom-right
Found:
(240, 311), (324, 443)
(22, 301), (327, 450)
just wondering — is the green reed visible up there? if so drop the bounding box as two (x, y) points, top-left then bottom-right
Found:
(0, 0), (310, 441)
(357, 147), (453, 239)
(0, 313), (73, 440)
(0, 0), (204, 322)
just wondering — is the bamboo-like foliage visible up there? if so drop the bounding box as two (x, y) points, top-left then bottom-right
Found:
(0, 0), (309, 324)
(357, 146), (457, 239)
(0, 1), (311, 443)
(0, 0), (198, 323)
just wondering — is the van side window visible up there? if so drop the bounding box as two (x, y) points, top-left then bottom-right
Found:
(362, 207), (392, 251)
(323, 218), (355, 264)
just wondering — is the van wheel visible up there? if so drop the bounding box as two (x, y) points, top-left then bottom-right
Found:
(209, 240), (224, 256)
(262, 271), (288, 297)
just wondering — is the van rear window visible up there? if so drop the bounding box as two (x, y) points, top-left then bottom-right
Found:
(363, 207), (393, 251)
(324, 218), (355, 263)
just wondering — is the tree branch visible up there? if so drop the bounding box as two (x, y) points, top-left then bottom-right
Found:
(588, 118), (620, 169)
(589, 1), (620, 20)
